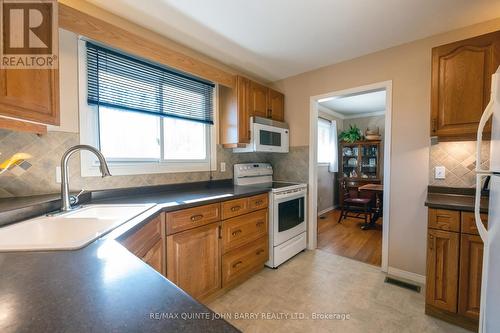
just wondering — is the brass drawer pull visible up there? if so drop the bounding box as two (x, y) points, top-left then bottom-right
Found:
(190, 214), (204, 222)
(230, 205), (241, 212)
(232, 260), (243, 269)
(256, 249), (265, 255)
(256, 221), (265, 227)
(231, 229), (242, 236)
(255, 200), (263, 205)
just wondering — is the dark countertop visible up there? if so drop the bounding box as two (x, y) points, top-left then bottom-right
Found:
(425, 186), (489, 213)
(0, 180), (270, 333)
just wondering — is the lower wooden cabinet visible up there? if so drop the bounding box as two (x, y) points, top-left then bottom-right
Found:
(166, 222), (222, 300)
(119, 214), (165, 275)
(222, 236), (268, 288)
(426, 229), (460, 312)
(426, 208), (485, 331)
(458, 234), (484, 320)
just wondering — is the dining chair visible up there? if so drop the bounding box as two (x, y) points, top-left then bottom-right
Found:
(337, 179), (373, 224)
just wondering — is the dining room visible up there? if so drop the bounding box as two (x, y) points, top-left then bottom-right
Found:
(314, 87), (389, 267)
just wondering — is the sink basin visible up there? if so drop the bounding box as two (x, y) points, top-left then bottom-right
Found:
(0, 204), (155, 252)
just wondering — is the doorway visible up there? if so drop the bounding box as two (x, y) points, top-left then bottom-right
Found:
(307, 81), (392, 272)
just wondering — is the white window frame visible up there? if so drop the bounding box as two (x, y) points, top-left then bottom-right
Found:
(317, 118), (332, 165)
(77, 38), (217, 177)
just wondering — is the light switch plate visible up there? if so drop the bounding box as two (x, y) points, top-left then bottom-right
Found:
(55, 166), (61, 183)
(220, 162), (226, 172)
(435, 166), (446, 179)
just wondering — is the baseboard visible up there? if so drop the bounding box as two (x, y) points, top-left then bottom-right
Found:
(318, 206), (336, 216)
(387, 266), (426, 285)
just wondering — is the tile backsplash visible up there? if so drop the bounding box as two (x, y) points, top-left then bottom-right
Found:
(0, 129), (309, 198)
(429, 141), (490, 187)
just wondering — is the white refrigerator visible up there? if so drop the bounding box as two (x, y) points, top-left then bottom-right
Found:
(475, 65), (500, 333)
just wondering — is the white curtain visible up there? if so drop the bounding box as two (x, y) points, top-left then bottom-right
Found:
(329, 120), (339, 173)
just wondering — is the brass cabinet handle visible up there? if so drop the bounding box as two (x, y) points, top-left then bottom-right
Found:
(429, 235), (434, 251)
(256, 221), (265, 227)
(231, 229), (242, 236)
(232, 260), (243, 269)
(432, 118), (437, 132)
(255, 200), (263, 205)
(190, 214), (203, 222)
(256, 249), (265, 255)
(230, 205), (241, 212)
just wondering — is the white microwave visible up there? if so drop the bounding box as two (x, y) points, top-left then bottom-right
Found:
(233, 117), (289, 153)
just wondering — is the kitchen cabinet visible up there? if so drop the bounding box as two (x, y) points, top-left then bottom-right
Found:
(431, 30), (500, 141)
(458, 234), (483, 320)
(268, 88), (285, 121)
(219, 75), (285, 147)
(164, 193), (269, 302)
(425, 208), (486, 331)
(166, 222), (222, 300)
(119, 214), (165, 275)
(0, 67), (59, 131)
(426, 228), (459, 312)
(249, 80), (269, 118)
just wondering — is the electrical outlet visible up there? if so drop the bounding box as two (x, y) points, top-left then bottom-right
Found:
(220, 162), (226, 173)
(435, 166), (446, 179)
(55, 166), (61, 183)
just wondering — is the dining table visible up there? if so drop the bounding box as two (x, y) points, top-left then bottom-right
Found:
(358, 183), (384, 230)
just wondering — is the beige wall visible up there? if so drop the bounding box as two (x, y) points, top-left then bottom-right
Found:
(273, 18), (500, 276)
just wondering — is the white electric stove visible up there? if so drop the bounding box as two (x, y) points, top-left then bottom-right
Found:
(234, 163), (307, 268)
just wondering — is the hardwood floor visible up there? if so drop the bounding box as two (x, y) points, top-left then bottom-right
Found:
(317, 209), (382, 266)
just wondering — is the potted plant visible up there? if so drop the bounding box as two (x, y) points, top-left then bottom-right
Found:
(339, 124), (362, 143)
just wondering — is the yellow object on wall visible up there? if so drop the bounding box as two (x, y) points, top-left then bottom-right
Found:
(0, 153), (32, 174)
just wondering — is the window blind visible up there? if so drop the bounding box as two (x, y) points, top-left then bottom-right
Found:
(86, 42), (215, 124)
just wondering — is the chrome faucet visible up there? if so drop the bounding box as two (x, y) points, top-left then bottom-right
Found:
(60, 145), (111, 211)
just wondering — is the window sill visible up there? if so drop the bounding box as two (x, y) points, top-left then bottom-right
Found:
(81, 161), (216, 177)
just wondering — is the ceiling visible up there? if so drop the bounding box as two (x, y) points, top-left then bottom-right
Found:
(320, 90), (386, 117)
(86, 0), (500, 81)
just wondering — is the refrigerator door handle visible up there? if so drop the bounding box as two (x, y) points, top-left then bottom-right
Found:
(475, 173), (489, 243)
(474, 99), (494, 244)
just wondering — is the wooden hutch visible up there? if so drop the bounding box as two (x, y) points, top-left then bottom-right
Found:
(338, 140), (382, 205)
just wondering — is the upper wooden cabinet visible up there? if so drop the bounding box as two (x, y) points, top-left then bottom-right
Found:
(268, 88), (284, 121)
(0, 67), (59, 127)
(249, 81), (269, 118)
(431, 30), (500, 140)
(219, 75), (285, 147)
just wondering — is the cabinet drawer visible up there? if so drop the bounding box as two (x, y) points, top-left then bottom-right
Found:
(166, 203), (221, 235)
(221, 197), (249, 220)
(428, 209), (460, 232)
(461, 212), (488, 235)
(222, 209), (268, 253)
(222, 236), (268, 287)
(119, 214), (162, 258)
(248, 193), (268, 210)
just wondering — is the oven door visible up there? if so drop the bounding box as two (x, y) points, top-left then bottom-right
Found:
(273, 190), (307, 246)
(254, 123), (289, 153)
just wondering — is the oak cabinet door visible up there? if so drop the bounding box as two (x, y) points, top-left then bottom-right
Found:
(268, 89), (284, 121)
(236, 76), (251, 143)
(142, 239), (164, 275)
(249, 80), (268, 119)
(458, 234), (484, 320)
(166, 222), (221, 299)
(426, 229), (459, 312)
(431, 30), (500, 140)
(0, 68), (59, 125)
